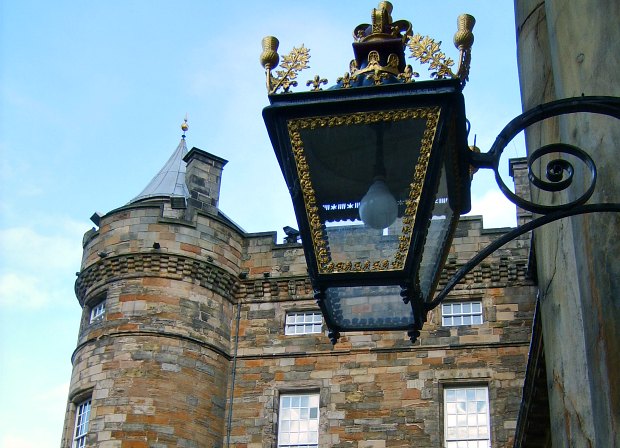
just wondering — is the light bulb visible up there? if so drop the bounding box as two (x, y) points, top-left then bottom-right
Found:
(359, 178), (398, 229)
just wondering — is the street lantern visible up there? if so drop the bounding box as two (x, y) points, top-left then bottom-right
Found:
(262, 2), (479, 343)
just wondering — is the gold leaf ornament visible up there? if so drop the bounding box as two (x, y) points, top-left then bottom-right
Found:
(265, 44), (311, 94)
(407, 33), (456, 79)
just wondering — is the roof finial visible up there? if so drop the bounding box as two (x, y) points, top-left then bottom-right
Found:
(181, 114), (189, 139)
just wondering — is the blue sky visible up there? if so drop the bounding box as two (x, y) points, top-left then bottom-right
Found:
(0, 1), (525, 446)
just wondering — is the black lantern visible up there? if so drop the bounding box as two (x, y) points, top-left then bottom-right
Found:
(261, 2), (476, 343)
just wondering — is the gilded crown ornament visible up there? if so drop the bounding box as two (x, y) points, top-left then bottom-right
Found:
(260, 2), (475, 93)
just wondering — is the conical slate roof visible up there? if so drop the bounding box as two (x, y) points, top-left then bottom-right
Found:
(130, 136), (190, 204)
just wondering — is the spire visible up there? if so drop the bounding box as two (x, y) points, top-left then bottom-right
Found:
(129, 119), (191, 204)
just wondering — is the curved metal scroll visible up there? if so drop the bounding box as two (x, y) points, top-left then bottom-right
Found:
(428, 203), (620, 310)
(469, 96), (620, 214)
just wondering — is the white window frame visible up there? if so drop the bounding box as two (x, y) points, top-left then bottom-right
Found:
(90, 300), (106, 323)
(285, 311), (322, 335)
(444, 386), (490, 448)
(442, 301), (483, 326)
(278, 393), (320, 448)
(72, 399), (91, 448)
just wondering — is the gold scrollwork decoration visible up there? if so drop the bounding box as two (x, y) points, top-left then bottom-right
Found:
(405, 13), (475, 84)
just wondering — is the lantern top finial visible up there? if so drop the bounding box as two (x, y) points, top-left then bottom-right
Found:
(353, 1), (412, 46)
(260, 4), (475, 94)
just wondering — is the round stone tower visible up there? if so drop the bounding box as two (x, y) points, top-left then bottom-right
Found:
(61, 124), (242, 448)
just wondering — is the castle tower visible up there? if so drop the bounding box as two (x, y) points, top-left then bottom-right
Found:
(61, 121), (240, 448)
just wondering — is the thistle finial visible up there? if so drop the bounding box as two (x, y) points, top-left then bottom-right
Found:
(181, 114), (189, 139)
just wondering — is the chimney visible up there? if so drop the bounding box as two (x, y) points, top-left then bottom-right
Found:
(509, 157), (533, 226)
(183, 147), (228, 215)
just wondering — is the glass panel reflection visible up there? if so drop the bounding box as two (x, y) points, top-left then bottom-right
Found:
(418, 163), (454, 300)
(322, 285), (414, 330)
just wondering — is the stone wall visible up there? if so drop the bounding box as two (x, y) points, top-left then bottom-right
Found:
(62, 203), (243, 448)
(229, 215), (536, 448)
(63, 157), (537, 447)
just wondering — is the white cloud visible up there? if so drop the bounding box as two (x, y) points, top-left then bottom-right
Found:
(467, 190), (517, 229)
(0, 218), (88, 309)
(0, 382), (68, 448)
(0, 272), (50, 308)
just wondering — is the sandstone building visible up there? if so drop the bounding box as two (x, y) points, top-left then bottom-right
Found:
(61, 128), (537, 447)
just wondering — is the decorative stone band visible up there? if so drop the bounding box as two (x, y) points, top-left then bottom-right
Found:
(438, 257), (531, 289)
(75, 253), (239, 305)
(74, 252), (531, 304)
(236, 258), (531, 302)
(238, 277), (314, 303)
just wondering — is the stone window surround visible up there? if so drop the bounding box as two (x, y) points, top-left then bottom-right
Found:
(64, 388), (94, 448)
(438, 380), (491, 448)
(89, 299), (106, 323)
(81, 290), (108, 333)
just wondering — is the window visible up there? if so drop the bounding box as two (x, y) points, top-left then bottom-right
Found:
(442, 301), (482, 326)
(444, 387), (490, 448)
(90, 300), (105, 323)
(285, 311), (322, 335)
(278, 393), (319, 447)
(73, 399), (91, 448)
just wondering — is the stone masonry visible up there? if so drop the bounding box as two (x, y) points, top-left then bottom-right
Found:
(62, 150), (537, 447)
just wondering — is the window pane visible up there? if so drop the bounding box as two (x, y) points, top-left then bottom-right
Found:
(444, 387), (490, 445)
(447, 402), (457, 414)
(285, 312), (323, 335)
(73, 399), (91, 447)
(279, 393), (320, 448)
(442, 301), (483, 326)
(446, 389), (456, 402)
(467, 414), (477, 426)
(90, 301), (106, 322)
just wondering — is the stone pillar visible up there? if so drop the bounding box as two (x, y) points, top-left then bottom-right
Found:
(514, 0), (620, 445)
(184, 147), (229, 215)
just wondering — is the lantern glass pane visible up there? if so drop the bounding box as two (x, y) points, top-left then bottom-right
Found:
(418, 162), (455, 300)
(322, 285), (414, 330)
(288, 107), (440, 276)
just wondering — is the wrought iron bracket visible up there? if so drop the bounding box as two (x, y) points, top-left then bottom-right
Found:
(431, 95), (620, 311)
(429, 203), (620, 311)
